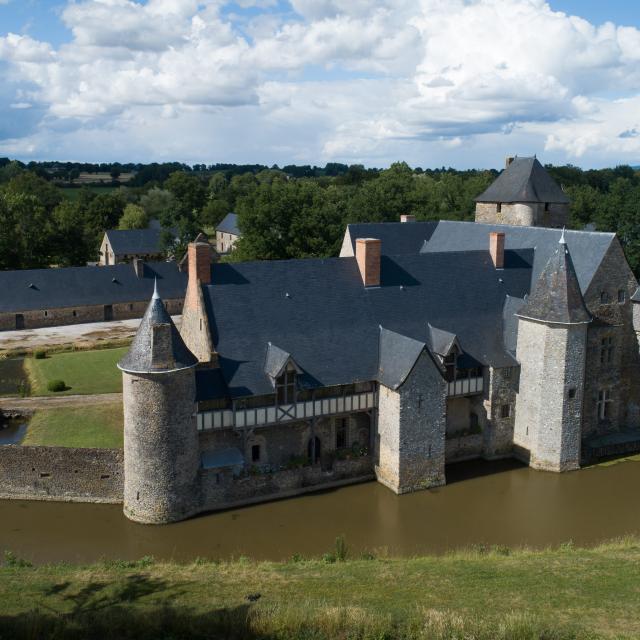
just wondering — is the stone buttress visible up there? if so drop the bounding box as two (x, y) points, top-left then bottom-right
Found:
(118, 282), (201, 524)
(513, 232), (591, 471)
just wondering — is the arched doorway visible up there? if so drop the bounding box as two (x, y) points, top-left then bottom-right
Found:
(307, 436), (321, 464)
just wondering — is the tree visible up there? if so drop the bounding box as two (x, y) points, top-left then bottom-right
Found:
(140, 187), (177, 222)
(51, 200), (94, 266)
(163, 171), (207, 220)
(118, 204), (149, 230)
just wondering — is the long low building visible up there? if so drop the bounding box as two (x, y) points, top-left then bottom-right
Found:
(0, 259), (187, 331)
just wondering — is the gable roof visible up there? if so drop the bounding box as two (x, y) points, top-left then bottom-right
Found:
(0, 261), (187, 313)
(264, 342), (301, 381)
(421, 221), (615, 293)
(345, 221), (438, 255)
(118, 282), (197, 374)
(217, 213), (240, 236)
(426, 324), (460, 357)
(475, 157), (570, 204)
(378, 327), (430, 390)
(104, 228), (171, 256)
(517, 236), (591, 325)
(200, 248), (532, 399)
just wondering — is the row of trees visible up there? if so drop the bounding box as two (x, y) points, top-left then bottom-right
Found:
(1, 158), (639, 274)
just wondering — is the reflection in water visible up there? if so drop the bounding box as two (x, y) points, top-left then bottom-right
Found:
(0, 458), (639, 565)
(0, 421), (28, 445)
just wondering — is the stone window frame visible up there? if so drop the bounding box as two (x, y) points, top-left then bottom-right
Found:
(600, 290), (610, 304)
(568, 387), (577, 399)
(597, 389), (613, 420)
(599, 336), (614, 365)
(500, 404), (511, 419)
(618, 289), (627, 304)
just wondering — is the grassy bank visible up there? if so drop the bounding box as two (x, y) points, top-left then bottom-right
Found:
(24, 347), (126, 396)
(1, 537), (639, 639)
(22, 404), (123, 448)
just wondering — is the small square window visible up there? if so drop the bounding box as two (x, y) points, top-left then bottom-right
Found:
(72, 310), (77, 317)
(503, 367), (512, 379)
(600, 291), (609, 304)
(618, 289), (626, 304)
(251, 444), (261, 463)
(500, 404), (511, 419)
(496, 203), (502, 213)
(44, 310), (48, 317)
(568, 388), (576, 399)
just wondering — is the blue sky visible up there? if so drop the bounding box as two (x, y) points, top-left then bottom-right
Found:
(0, 0), (639, 168)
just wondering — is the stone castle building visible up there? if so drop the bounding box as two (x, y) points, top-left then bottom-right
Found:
(118, 157), (640, 524)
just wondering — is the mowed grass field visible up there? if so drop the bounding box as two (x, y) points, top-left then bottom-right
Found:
(1, 538), (640, 639)
(21, 404), (123, 448)
(24, 347), (126, 396)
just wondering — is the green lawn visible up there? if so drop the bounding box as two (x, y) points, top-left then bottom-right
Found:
(22, 404), (123, 448)
(0, 358), (29, 396)
(25, 347), (126, 396)
(1, 538), (639, 639)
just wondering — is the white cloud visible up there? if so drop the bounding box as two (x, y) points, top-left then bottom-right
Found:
(1, 0), (640, 167)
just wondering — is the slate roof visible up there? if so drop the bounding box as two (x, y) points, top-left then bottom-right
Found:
(346, 222), (438, 255)
(516, 236), (591, 325)
(475, 157), (570, 204)
(502, 295), (526, 355)
(217, 213), (240, 236)
(264, 343), (300, 380)
(426, 324), (459, 357)
(0, 261), (187, 313)
(421, 221), (615, 293)
(378, 327), (429, 390)
(201, 249), (532, 399)
(104, 228), (171, 256)
(118, 283), (198, 374)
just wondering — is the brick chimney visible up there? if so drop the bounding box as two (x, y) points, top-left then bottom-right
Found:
(132, 257), (144, 278)
(356, 238), (381, 287)
(490, 232), (505, 269)
(505, 156), (515, 168)
(400, 214), (416, 223)
(188, 238), (212, 285)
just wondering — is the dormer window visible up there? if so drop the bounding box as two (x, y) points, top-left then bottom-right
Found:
(443, 351), (457, 382)
(276, 368), (296, 404)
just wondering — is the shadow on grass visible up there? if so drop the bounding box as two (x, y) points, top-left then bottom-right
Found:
(0, 574), (262, 640)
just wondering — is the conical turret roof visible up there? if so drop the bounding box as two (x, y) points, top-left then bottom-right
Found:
(516, 231), (591, 325)
(118, 281), (198, 374)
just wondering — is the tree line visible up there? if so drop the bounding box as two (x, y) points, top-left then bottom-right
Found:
(0, 158), (639, 275)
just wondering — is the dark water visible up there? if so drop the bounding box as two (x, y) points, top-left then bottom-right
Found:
(1, 458), (639, 565)
(0, 420), (28, 445)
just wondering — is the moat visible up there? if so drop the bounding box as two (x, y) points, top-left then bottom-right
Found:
(1, 457), (639, 565)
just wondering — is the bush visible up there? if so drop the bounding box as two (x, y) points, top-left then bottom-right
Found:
(33, 350), (47, 359)
(47, 379), (67, 392)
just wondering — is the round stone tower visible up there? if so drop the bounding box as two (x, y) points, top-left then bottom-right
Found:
(118, 281), (200, 524)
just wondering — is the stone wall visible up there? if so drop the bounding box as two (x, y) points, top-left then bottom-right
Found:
(0, 298), (184, 331)
(201, 455), (373, 512)
(376, 351), (446, 493)
(445, 434), (483, 463)
(514, 317), (586, 472)
(0, 445), (123, 503)
(583, 239), (640, 438)
(475, 202), (568, 228)
(483, 366), (517, 458)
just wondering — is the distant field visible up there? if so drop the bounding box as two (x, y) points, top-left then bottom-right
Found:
(24, 347), (126, 396)
(59, 186), (119, 200)
(22, 403), (123, 448)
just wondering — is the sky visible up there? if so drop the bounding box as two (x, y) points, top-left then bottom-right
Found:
(0, 0), (639, 169)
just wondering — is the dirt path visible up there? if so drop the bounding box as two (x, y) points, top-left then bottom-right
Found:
(0, 392), (122, 411)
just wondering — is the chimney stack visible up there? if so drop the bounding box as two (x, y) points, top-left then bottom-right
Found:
(133, 257), (144, 278)
(490, 232), (505, 269)
(355, 238), (381, 287)
(505, 156), (515, 168)
(188, 237), (212, 285)
(400, 214), (416, 223)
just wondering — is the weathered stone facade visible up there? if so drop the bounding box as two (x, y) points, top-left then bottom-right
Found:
(0, 445), (123, 503)
(122, 368), (201, 524)
(0, 298), (184, 331)
(475, 202), (569, 228)
(376, 351), (447, 493)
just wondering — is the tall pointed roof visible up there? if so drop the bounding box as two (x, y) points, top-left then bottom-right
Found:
(516, 237), (591, 325)
(475, 157), (570, 204)
(118, 282), (198, 374)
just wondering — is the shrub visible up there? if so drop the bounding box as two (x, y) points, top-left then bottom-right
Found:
(47, 379), (67, 392)
(33, 350), (47, 359)
(334, 535), (348, 562)
(3, 550), (33, 568)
